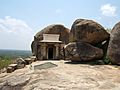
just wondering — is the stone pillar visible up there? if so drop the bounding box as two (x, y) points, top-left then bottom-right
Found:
(41, 43), (47, 60)
(55, 44), (59, 59)
(60, 44), (65, 60)
(61, 43), (65, 49)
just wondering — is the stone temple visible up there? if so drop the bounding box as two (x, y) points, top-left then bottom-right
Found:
(31, 24), (70, 60)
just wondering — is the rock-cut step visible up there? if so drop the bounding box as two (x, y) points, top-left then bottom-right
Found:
(33, 62), (58, 70)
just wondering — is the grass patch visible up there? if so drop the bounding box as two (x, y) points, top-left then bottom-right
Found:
(0, 56), (13, 69)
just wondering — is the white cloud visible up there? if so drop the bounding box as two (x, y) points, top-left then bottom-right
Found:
(0, 16), (34, 50)
(100, 4), (117, 17)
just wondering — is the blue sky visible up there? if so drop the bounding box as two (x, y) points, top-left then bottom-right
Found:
(0, 0), (120, 50)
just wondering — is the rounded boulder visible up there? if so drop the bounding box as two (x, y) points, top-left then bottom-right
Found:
(107, 22), (120, 65)
(35, 24), (70, 44)
(64, 42), (103, 61)
(70, 19), (110, 44)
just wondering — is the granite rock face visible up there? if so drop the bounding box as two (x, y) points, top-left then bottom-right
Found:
(31, 19), (110, 61)
(107, 22), (120, 65)
(1, 61), (120, 90)
(67, 19), (110, 61)
(31, 24), (70, 58)
(70, 19), (110, 44)
(0, 74), (30, 90)
(35, 24), (70, 44)
(65, 42), (103, 61)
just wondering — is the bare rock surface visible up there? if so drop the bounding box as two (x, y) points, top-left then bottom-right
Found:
(0, 60), (120, 90)
(34, 62), (57, 70)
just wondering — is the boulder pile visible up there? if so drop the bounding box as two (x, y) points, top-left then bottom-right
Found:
(30, 18), (120, 65)
(6, 56), (36, 73)
(65, 19), (110, 62)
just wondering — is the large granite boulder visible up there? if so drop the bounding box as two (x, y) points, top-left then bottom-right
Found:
(31, 24), (70, 56)
(64, 42), (103, 61)
(107, 22), (120, 65)
(70, 19), (110, 44)
(35, 24), (70, 44)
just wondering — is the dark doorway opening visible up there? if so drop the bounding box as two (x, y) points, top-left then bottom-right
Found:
(48, 47), (53, 59)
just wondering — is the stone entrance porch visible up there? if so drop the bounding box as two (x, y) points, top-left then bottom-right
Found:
(39, 42), (61, 60)
(36, 34), (63, 60)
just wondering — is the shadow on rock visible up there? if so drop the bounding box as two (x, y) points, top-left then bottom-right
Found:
(65, 60), (106, 65)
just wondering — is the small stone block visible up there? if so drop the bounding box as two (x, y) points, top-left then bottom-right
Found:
(8, 64), (17, 70)
(7, 67), (14, 73)
(25, 58), (33, 65)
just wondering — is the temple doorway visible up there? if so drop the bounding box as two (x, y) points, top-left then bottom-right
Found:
(48, 47), (54, 59)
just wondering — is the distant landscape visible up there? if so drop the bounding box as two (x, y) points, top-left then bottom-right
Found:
(0, 49), (32, 58)
(0, 49), (32, 69)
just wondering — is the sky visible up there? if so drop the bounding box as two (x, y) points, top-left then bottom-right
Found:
(0, 0), (120, 50)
